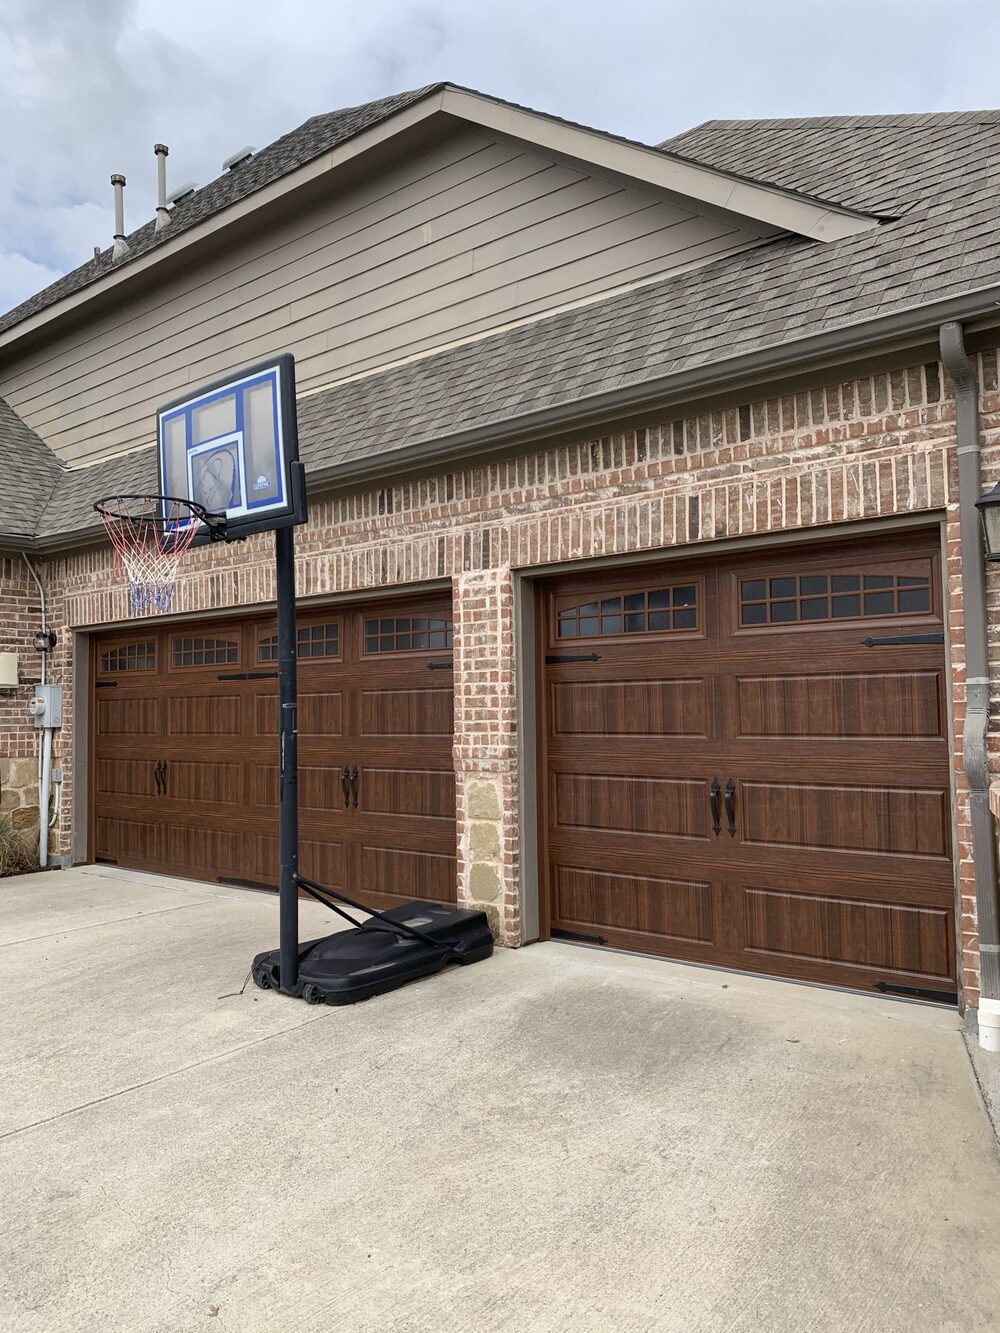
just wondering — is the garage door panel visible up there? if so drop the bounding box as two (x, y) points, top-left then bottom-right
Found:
(550, 677), (711, 737)
(300, 765), (351, 813)
(553, 864), (715, 945)
(255, 833), (347, 891)
(735, 670), (945, 740)
(251, 760), (352, 811)
(96, 695), (161, 738)
(164, 759), (244, 805)
(738, 780), (951, 859)
(741, 886), (954, 983)
(360, 686), (453, 737)
(95, 814), (162, 866)
(358, 845), (456, 904)
(254, 690), (345, 739)
(551, 772), (711, 841)
(96, 757), (158, 799)
(167, 694), (242, 737)
(360, 766), (455, 822)
(721, 846), (954, 905)
(545, 745), (727, 773)
(714, 744), (950, 777)
(166, 823), (243, 876)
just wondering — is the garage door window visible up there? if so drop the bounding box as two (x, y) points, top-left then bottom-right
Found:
(739, 568), (931, 626)
(556, 584), (698, 639)
(99, 640), (156, 673)
(364, 616), (453, 654)
(171, 636), (240, 668)
(258, 623), (340, 662)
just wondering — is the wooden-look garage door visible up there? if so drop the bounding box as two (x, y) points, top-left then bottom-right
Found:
(91, 596), (457, 910)
(542, 531), (957, 999)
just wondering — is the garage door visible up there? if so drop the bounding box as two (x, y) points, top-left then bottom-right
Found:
(542, 531), (957, 999)
(91, 596), (457, 909)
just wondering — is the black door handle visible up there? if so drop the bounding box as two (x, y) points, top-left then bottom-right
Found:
(154, 760), (163, 796)
(724, 778), (736, 837)
(340, 764), (351, 809)
(709, 778), (721, 836)
(349, 765), (359, 809)
(161, 760), (168, 798)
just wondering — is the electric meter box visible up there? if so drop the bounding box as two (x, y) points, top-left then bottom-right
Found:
(28, 684), (63, 728)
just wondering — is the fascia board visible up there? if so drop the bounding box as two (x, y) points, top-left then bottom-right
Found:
(439, 87), (881, 243)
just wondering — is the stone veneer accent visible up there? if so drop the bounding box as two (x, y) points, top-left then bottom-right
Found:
(0, 756), (40, 841)
(13, 349), (1000, 1007)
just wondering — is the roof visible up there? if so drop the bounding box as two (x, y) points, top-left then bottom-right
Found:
(0, 86), (882, 344)
(0, 395), (63, 538)
(660, 109), (1000, 214)
(12, 106), (1000, 543)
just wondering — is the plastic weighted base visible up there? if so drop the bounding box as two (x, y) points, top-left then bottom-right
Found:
(251, 900), (493, 1005)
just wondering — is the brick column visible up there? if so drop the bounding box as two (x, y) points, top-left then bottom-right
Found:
(453, 567), (521, 944)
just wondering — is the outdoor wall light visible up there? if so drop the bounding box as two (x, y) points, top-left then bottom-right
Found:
(975, 481), (1000, 561)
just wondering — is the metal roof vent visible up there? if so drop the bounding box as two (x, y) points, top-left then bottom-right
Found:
(166, 181), (197, 207)
(110, 174), (129, 260)
(223, 146), (254, 171)
(154, 144), (170, 231)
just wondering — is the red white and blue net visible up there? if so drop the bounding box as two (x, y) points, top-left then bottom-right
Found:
(94, 495), (208, 616)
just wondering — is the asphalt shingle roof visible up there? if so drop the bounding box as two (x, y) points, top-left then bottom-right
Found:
(0, 395), (63, 538)
(14, 105), (1000, 542)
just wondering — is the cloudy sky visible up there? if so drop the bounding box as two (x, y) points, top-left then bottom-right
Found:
(2, 0), (999, 316)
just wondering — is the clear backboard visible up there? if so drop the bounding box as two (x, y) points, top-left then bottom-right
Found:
(156, 353), (305, 540)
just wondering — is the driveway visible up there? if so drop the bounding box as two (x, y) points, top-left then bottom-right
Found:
(2, 866), (998, 1333)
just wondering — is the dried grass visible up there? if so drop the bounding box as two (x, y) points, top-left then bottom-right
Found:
(0, 810), (36, 877)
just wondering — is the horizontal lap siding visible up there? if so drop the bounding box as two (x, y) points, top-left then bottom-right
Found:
(0, 131), (752, 465)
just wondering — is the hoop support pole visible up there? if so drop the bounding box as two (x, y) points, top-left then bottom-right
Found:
(276, 524), (300, 991)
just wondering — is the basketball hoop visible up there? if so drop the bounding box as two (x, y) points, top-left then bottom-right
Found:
(94, 494), (227, 616)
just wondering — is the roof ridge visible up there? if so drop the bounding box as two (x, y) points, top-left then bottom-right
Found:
(662, 108), (1000, 140)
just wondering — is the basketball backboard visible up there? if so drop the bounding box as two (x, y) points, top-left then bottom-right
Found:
(157, 353), (305, 540)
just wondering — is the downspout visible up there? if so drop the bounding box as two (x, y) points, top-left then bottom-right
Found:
(939, 322), (1000, 1048)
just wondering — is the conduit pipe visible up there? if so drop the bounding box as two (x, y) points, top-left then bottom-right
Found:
(939, 322), (1000, 1048)
(20, 552), (51, 868)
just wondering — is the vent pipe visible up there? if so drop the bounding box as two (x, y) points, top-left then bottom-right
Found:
(154, 144), (170, 231)
(111, 174), (129, 259)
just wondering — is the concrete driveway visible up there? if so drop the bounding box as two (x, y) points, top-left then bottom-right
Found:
(2, 866), (999, 1333)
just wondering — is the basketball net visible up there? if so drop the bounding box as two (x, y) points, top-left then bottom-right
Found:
(95, 496), (202, 616)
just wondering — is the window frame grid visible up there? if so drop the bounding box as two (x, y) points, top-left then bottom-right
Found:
(363, 615), (454, 656)
(169, 635), (241, 669)
(258, 621), (341, 663)
(554, 582), (700, 642)
(738, 569), (933, 628)
(98, 639), (157, 673)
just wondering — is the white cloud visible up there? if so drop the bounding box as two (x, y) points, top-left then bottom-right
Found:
(0, 251), (62, 313)
(2, 0), (1000, 314)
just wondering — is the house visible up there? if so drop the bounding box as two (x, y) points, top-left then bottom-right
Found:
(1, 84), (998, 1036)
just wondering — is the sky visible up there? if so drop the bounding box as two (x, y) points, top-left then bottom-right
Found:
(2, 0), (1000, 316)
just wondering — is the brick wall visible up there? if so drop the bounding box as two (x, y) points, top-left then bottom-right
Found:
(22, 349), (1000, 1005)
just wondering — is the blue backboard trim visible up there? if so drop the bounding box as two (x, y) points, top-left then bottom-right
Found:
(156, 353), (304, 539)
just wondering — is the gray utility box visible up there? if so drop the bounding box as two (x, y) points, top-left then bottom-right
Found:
(28, 683), (63, 728)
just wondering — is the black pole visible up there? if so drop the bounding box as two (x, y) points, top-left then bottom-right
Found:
(275, 523), (299, 991)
